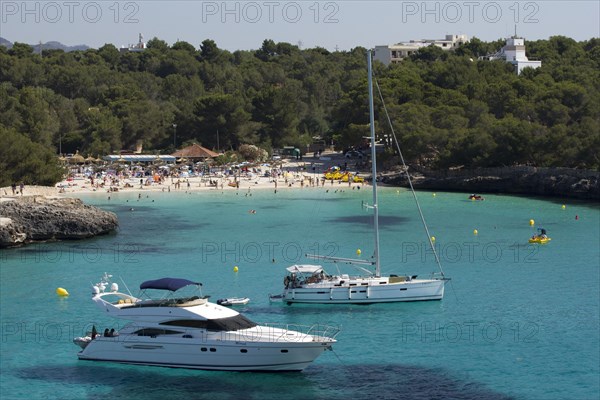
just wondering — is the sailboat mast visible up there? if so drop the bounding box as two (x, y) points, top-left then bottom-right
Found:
(367, 50), (381, 277)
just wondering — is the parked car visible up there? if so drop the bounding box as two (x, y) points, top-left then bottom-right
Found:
(345, 150), (364, 159)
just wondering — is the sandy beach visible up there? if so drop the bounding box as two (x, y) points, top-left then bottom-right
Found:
(0, 154), (369, 199)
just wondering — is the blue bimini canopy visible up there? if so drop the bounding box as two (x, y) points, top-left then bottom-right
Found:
(140, 278), (202, 291)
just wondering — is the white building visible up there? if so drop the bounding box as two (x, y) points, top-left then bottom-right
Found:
(374, 34), (469, 65)
(120, 33), (147, 53)
(480, 36), (541, 74)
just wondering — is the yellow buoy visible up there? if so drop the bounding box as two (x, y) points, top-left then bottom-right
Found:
(432, 193), (436, 197)
(529, 219), (535, 226)
(562, 205), (566, 210)
(356, 249), (362, 256)
(233, 266), (239, 272)
(431, 236), (436, 242)
(473, 229), (478, 235)
(56, 287), (69, 297)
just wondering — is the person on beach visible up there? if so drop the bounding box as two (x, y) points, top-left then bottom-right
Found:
(11, 183), (16, 195)
(19, 183), (24, 195)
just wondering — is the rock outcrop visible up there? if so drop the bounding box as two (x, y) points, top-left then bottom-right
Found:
(381, 166), (599, 200)
(0, 196), (118, 248)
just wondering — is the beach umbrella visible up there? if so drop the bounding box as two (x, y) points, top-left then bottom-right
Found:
(69, 152), (85, 164)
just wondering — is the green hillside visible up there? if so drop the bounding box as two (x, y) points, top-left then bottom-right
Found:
(1, 36), (598, 186)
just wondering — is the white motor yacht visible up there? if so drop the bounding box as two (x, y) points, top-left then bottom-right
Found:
(75, 274), (338, 371)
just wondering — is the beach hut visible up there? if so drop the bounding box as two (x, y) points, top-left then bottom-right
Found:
(172, 144), (219, 162)
(68, 152), (85, 164)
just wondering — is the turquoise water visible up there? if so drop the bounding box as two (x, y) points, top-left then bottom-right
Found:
(1, 188), (598, 399)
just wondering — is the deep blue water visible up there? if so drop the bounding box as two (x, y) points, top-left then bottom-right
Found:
(1, 188), (598, 399)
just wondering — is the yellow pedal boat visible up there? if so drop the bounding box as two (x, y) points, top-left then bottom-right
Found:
(528, 236), (551, 244)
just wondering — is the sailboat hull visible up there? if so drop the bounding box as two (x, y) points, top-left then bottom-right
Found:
(281, 278), (445, 304)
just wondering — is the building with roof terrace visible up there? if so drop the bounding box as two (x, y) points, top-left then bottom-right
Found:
(374, 34), (469, 65)
(480, 36), (541, 74)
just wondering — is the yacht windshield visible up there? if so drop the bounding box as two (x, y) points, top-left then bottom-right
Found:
(160, 315), (257, 331)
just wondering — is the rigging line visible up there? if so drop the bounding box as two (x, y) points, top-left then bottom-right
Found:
(120, 276), (133, 297)
(372, 77), (446, 279)
(329, 348), (362, 382)
(306, 181), (331, 252)
(292, 169), (329, 260)
(331, 348), (345, 364)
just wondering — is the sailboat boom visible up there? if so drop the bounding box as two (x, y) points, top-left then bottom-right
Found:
(305, 254), (375, 266)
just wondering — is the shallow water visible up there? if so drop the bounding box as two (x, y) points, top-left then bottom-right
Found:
(1, 188), (598, 399)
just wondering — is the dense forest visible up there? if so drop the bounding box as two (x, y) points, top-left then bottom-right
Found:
(0, 36), (598, 186)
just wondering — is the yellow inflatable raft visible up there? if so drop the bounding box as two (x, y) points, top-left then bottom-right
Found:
(528, 236), (551, 244)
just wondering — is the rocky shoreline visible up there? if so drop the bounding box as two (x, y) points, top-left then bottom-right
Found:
(0, 196), (118, 248)
(380, 166), (599, 200)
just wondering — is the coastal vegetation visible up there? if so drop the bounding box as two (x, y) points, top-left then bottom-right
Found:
(0, 36), (598, 186)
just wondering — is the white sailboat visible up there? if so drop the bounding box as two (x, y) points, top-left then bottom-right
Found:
(273, 50), (449, 304)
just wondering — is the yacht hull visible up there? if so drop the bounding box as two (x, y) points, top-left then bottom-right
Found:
(282, 279), (445, 304)
(77, 337), (331, 371)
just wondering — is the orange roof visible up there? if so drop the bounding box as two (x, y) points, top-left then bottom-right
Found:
(172, 144), (219, 158)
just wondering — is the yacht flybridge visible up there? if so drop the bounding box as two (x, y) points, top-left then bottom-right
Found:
(74, 274), (338, 371)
